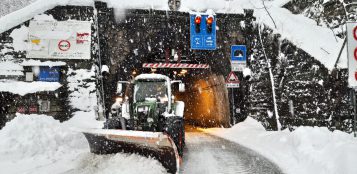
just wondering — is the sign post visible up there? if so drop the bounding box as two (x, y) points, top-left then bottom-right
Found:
(347, 22), (357, 137)
(347, 22), (357, 88)
(225, 71), (240, 124)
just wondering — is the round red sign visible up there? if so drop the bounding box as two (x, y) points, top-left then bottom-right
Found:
(354, 26), (357, 41)
(58, 40), (71, 51)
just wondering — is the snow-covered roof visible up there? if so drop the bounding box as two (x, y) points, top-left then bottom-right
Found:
(20, 60), (67, 67)
(0, 61), (24, 76)
(0, 0), (247, 34)
(134, 73), (170, 81)
(0, 0), (93, 34)
(0, 0), (348, 70)
(0, 80), (62, 96)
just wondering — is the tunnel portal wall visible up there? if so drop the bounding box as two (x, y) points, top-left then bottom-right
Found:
(94, 2), (253, 127)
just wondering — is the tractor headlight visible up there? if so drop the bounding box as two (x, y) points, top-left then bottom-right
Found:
(159, 96), (168, 103)
(137, 106), (149, 113)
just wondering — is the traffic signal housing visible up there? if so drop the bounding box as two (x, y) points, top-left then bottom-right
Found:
(206, 15), (214, 33)
(195, 15), (201, 33)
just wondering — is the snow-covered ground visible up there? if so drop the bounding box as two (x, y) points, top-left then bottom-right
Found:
(182, 130), (282, 174)
(0, 113), (167, 174)
(204, 117), (357, 174)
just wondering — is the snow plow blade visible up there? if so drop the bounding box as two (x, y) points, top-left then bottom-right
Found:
(82, 129), (180, 174)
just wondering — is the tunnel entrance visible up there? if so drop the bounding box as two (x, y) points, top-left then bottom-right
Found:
(95, 2), (251, 128)
(134, 67), (231, 127)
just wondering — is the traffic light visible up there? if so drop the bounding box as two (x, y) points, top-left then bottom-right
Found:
(195, 15), (201, 33)
(206, 15), (214, 33)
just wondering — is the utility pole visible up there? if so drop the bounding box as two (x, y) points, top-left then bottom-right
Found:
(352, 89), (357, 137)
(258, 24), (281, 131)
(231, 88), (235, 124)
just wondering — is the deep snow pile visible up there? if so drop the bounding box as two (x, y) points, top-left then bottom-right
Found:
(204, 117), (357, 174)
(0, 114), (167, 174)
(67, 67), (97, 112)
(66, 67), (103, 129)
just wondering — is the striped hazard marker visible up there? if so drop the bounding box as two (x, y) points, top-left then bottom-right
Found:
(142, 63), (210, 69)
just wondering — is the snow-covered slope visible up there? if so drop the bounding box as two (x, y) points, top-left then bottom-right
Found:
(204, 117), (357, 174)
(0, 114), (167, 174)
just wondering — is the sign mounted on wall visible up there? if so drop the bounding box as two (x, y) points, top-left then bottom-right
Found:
(38, 66), (60, 82)
(231, 45), (247, 72)
(27, 20), (91, 60)
(347, 22), (357, 88)
(190, 13), (217, 50)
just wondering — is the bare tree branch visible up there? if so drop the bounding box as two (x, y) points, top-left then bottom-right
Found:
(262, 0), (277, 29)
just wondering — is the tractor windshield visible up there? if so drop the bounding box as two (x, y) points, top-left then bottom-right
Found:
(134, 79), (168, 102)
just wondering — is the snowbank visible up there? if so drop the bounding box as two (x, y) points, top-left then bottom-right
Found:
(0, 114), (87, 173)
(0, 114), (167, 174)
(204, 117), (357, 174)
(64, 110), (103, 129)
(67, 68), (97, 111)
(0, 80), (62, 95)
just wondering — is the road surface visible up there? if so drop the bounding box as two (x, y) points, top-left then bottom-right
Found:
(181, 127), (283, 174)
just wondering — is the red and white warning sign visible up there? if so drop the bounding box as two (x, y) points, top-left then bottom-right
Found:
(27, 20), (91, 59)
(347, 22), (357, 88)
(58, 40), (71, 51)
(226, 71), (240, 88)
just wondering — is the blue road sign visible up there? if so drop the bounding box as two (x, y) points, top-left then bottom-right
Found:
(39, 66), (60, 82)
(190, 14), (217, 50)
(231, 45), (247, 71)
(231, 45), (247, 61)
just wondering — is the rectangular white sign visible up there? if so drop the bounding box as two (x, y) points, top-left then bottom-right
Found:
(27, 20), (91, 60)
(231, 61), (246, 72)
(347, 22), (357, 88)
(226, 83), (240, 88)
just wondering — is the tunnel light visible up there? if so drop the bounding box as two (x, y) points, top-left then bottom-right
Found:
(180, 69), (187, 74)
(206, 16), (214, 25)
(195, 15), (201, 24)
(195, 15), (201, 33)
(206, 15), (214, 33)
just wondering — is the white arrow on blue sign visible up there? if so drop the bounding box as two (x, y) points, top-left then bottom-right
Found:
(190, 14), (217, 50)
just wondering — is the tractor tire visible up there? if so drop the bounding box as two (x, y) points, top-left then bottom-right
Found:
(165, 117), (184, 157)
